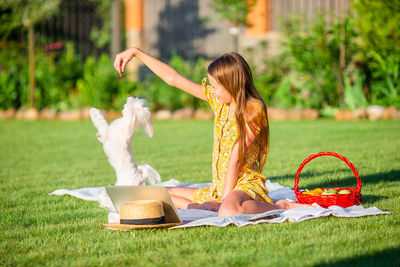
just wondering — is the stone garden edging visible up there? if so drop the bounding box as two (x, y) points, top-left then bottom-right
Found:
(0, 105), (399, 121)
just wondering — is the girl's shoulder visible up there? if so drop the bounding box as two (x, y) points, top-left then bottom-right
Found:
(246, 99), (266, 118)
(202, 77), (220, 113)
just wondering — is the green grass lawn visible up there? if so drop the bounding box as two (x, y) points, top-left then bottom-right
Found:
(1, 119), (399, 266)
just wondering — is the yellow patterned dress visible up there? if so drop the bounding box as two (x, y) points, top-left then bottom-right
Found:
(193, 78), (274, 204)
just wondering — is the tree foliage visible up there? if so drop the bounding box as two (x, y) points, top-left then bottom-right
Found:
(351, 0), (400, 56)
(0, 0), (60, 107)
(211, 0), (256, 27)
(0, 0), (60, 28)
(351, 0), (400, 107)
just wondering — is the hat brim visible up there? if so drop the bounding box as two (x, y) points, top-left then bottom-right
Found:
(104, 222), (181, 230)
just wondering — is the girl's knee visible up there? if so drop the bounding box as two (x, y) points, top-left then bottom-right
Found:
(218, 203), (245, 217)
(167, 187), (182, 196)
(217, 190), (252, 216)
(167, 187), (174, 195)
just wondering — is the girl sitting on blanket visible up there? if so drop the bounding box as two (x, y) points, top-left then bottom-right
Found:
(114, 48), (310, 216)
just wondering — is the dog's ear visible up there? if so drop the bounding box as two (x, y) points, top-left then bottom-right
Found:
(124, 97), (154, 137)
(137, 106), (154, 138)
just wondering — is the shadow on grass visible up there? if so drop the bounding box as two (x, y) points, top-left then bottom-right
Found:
(314, 247), (400, 267)
(270, 169), (399, 205)
(361, 194), (389, 205)
(303, 169), (400, 188)
(271, 169), (400, 188)
(269, 168), (351, 181)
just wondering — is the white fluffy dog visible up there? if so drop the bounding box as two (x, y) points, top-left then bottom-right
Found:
(89, 97), (161, 186)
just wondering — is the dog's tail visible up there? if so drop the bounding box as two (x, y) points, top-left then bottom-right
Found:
(137, 164), (161, 185)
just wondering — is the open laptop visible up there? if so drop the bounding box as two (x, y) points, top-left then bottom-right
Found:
(105, 185), (182, 224)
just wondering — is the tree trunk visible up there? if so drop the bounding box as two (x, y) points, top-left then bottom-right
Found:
(338, 0), (345, 107)
(28, 25), (36, 108)
(233, 34), (239, 52)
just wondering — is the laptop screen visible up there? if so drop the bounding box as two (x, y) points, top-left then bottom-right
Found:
(105, 186), (182, 224)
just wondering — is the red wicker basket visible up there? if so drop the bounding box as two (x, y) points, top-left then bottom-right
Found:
(294, 152), (362, 208)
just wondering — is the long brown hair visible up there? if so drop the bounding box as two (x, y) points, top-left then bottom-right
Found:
(207, 52), (270, 171)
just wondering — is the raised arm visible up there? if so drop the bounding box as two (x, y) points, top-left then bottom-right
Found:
(114, 47), (206, 101)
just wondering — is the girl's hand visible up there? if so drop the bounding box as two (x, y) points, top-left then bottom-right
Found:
(199, 201), (221, 212)
(187, 203), (201, 209)
(113, 47), (138, 76)
(187, 201), (220, 211)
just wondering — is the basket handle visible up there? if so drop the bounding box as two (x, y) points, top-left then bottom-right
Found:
(293, 152), (362, 194)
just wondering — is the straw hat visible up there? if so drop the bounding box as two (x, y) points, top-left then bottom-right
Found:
(104, 200), (180, 230)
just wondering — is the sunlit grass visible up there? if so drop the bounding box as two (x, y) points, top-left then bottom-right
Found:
(0, 119), (399, 266)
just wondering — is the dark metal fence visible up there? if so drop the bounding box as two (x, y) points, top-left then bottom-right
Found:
(271, 0), (354, 31)
(36, 0), (108, 60)
(35, 0), (353, 60)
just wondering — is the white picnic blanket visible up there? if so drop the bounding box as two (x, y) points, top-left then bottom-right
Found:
(49, 179), (390, 229)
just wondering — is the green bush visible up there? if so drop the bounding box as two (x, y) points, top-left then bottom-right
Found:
(138, 52), (209, 111)
(76, 54), (140, 111)
(77, 55), (117, 110)
(35, 43), (82, 110)
(343, 63), (367, 110)
(351, 0), (400, 55)
(0, 64), (27, 110)
(362, 51), (400, 108)
(278, 14), (358, 109)
(0, 42), (139, 111)
(0, 43), (28, 109)
(257, 3), (400, 110)
(351, 0), (400, 108)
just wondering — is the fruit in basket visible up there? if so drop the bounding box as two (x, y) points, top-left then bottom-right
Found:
(338, 189), (351, 194)
(321, 189), (338, 195)
(302, 188), (323, 195)
(302, 189), (314, 195)
(310, 188), (323, 195)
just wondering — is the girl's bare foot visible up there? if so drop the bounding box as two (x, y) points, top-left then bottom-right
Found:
(276, 199), (314, 209)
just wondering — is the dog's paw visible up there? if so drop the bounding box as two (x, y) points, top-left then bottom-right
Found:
(89, 107), (101, 118)
(89, 108), (108, 125)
